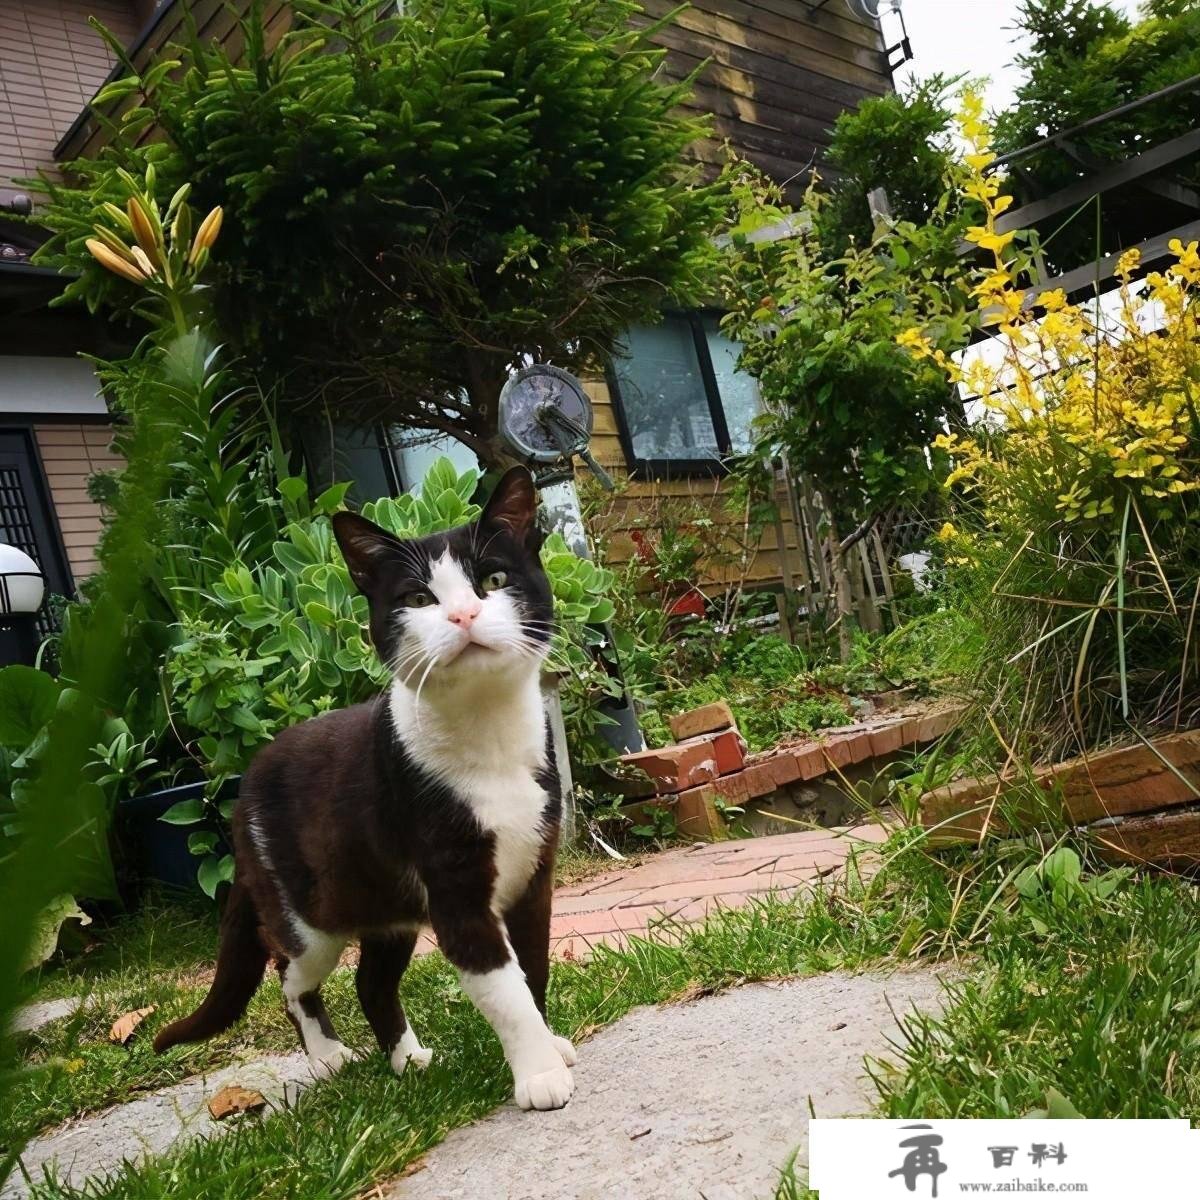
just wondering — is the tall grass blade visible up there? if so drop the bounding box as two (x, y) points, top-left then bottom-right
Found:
(1115, 496), (1131, 720)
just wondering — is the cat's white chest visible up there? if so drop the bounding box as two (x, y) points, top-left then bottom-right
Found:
(390, 677), (550, 915)
(459, 766), (549, 914)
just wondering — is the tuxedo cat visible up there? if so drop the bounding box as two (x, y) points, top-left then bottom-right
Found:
(154, 467), (577, 1111)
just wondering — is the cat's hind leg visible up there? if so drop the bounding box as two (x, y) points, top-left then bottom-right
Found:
(277, 929), (351, 1079)
(356, 929), (432, 1075)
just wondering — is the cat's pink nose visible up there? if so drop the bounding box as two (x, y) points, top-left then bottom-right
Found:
(447, 600), (481, 628)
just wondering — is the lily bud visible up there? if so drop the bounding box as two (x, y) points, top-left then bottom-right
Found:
(91, 225), (137, 263)
(86, 238), (148, 284)
(101, 201), (133, 231)
(166, 183), (192, 217)
(127, 197), (162, 268)
(130, 245), (159, 279)
(189, 206), (223, 263)
(171, 201), (192, 253)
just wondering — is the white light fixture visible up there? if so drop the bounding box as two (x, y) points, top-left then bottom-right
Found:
(0, 543), (45, 616)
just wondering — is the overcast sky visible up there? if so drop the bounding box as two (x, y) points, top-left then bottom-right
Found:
(891, 0), (1143, 119)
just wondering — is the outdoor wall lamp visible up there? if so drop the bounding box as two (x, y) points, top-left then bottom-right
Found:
(0, 543), (46, 667)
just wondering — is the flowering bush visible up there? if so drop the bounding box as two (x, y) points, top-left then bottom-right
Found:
(719, 162), (971, 659)
(901, 95), (1200, 754)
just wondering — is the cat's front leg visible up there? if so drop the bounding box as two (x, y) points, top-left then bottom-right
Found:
(504, 853), (577, 1069)
(431, 908), (574, 1111)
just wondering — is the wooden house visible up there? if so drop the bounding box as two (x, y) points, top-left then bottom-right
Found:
(0, 0), (897, 661)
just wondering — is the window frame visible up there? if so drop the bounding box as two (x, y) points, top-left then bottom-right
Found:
(606, 308), (743, 482)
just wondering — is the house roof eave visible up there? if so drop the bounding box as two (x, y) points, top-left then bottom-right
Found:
(54, 0), (182, 163)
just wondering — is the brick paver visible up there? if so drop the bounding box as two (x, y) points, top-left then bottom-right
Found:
(549, 824), (887, 959)
(404, 825), (888, 963)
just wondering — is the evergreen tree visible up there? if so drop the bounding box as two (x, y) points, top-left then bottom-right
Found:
(37, 0), (723, 466)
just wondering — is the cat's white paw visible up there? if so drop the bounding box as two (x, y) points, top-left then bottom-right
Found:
(551, 1034), (577, 1067)
(514, 1062), (575, 1111)
(308, 1041), (355, 1079)
(390, 1042), (433, 1075)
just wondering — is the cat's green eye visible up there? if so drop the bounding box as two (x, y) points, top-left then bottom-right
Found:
(481, 571), (508, 593)
(404, 591), (435, 609)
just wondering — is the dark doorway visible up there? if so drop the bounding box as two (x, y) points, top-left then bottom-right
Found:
(0, 429), (72, 664)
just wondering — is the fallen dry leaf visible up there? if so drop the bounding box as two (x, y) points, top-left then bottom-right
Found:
(207, 1085), (268, 1121)
(109, 1006), (156, 1045)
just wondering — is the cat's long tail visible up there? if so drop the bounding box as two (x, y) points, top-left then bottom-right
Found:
(153, 879), (268, 1053)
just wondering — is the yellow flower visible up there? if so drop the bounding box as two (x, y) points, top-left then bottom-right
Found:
(965, 227), (1017, 254)
(1168, 237), (1199, 264)
(1116, 247), (1141, 281)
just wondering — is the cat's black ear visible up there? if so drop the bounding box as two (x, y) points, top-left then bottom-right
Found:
(481, 467), (538, 545)
(332, 511), (402, 593)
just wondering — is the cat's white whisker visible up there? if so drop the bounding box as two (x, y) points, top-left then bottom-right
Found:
(390, 645), (426, 674)
(397, 652), (432, 688)
(411, 654), (440, 729)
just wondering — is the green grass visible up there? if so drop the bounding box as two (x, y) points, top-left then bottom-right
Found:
(8, 849), (906, 1197)
(20, 896), (220, 1005)
(8, 832), (1200, 1199)
(878, 857), (1200, 1119)
(4, 847), (628, 1146)
(772, 1152), (817, 1199)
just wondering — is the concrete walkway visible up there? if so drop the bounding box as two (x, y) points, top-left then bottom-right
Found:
(389, 968), (947, 1200)
(2, 1052), (316, 1200)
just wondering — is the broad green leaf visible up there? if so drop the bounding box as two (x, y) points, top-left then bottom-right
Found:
(159, 796), (205, 825)
(197, 853), (223, 898)
(304, 601), (336, 626)
(278, 476), (309, 504)
(0, 666), (61, 749)
(187, 830), (219, 856)
(1044, 1087), (1085, 1119)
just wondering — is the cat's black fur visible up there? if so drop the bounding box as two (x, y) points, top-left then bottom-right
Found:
(154, 469), (562, 1080)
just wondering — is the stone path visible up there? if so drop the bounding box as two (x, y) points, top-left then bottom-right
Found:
(9, 998), (80, 1036)
(388, 969), (948, 1200)
(406, 823), (888, 962)
(2, 1052), (316, 1200)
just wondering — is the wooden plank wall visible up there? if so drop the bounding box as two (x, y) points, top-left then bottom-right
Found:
(35, 423), (122, 582)
(639, 0), (892, 188)
(598, 0), (892, 591)
(578, 377), (805, 592)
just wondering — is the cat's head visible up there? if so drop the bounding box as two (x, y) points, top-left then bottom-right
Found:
(332, 467), (554, 691)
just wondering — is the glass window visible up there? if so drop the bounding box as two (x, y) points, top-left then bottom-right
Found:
(392, 429), (479, 493)
(610, 313), (761, 474)
(611, 319), (721, 464)
(702, 316), (761, 456)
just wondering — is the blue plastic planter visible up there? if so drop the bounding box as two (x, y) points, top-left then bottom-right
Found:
(119, 777), (239, 892)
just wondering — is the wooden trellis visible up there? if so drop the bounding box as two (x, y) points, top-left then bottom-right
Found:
(768, 458), (937, 642)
